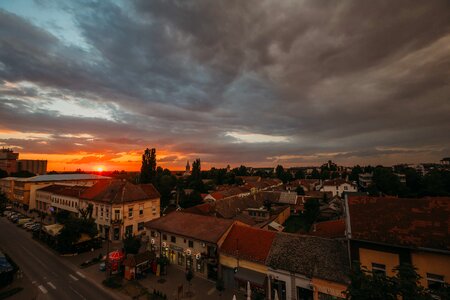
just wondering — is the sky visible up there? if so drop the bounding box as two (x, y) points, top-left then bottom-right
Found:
(0, 0), (449, 171)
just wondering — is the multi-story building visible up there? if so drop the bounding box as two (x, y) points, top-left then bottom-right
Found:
(36, 185), (89, 215)
(345, 195), (450, 295)
(0, 148), (18, 174)
(79, 180), (160, 241)
(267, 234), (350, 300)
(220, 224), (276, 297)
(358, 173), (373, 188)
(145, 211), (235, 280)
(320, 179), (357, 197)
(0, 174), (110, 210)
(17, 159), (47, 175)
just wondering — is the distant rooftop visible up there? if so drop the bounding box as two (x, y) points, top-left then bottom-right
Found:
(13, 174), (111, 182)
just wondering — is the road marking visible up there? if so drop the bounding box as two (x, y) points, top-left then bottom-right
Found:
(47, 281), (56, 289)
(207, 287), (216, 295)
(70, 286), (87, 300)
(38, 285), (48, 294)
(76, 271), (86, 278)
(69, 274), (79, 281)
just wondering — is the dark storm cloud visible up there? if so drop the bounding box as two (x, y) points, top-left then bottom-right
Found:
(0, 0), (449, 166)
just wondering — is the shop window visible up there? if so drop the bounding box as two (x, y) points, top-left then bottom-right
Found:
(371, 263), (386, 277)
(171, 236), (176, 243)
(178, 253), (185, 266)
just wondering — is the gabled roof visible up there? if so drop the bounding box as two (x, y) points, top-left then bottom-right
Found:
(220, 224), (276, 264)
(145, 211), (234, 244)
(348, 196), (450, 252)
(267, 233), (350, 284)
(80, 180), (155, 204)
(139, 184), (161, 199)
(37, 184), (90, 198)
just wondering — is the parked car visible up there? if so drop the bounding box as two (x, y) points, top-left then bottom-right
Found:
(3, 210), (12, 217)
(10, 214), (23, 222)
(17, 218), (32, 226)
(30, 224), (41, 231)
(23, 222), (37, 229)
(8, 212), (20, 220)
(99, 262), (106, 272)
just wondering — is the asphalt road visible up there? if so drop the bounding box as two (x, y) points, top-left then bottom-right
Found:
(0, 217), (125, 300)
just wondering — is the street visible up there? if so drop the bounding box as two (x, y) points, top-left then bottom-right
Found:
(0, 217), (125, 300)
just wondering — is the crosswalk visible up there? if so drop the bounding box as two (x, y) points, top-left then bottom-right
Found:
(34, 272), (86, 294)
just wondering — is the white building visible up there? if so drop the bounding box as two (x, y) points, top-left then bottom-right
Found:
(358, 173), (373, 188)
(320, 179), (357, 197)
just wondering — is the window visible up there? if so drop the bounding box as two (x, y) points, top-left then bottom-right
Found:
(106, 208), (109, 219)
(115, 209), (120, 220)
(95, 206), (98, 217)
(171, 236), (176, 243)
(128, 207), (133, 218)
(188, 240), (194, 248)
(125, 225), (133, 236)
(196, 258), (204, 272)
(427, 273), (444, 291)
(162, 234), (167, 241)
(372, 263), (386, 277)
(100, 207), (104, 217)
(139, 204), (144, 216)
(138, 222), (144, 231)
(151, 231), (156, 238)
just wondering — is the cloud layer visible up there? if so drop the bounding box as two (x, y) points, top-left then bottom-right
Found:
(1, 0), (449, 170)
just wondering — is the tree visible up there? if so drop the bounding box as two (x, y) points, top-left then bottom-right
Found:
(78, 203), (93, 220)
(55, 210), (71, 224)
(140, 148), (157, 184)
(392, 264), (433, 300)
(346, 263), (437, 300)
(275, 165), (285, 180)
(349, 165), (363, 182)
(123, 232), (141, 255)
(0, 191), (8, 212)
(310, 169), (320, 179)
(191, 159), (201, 182)
(296, 186), (305, 195)
(303, 199), (320, 231)
(295, 169), (305, 179)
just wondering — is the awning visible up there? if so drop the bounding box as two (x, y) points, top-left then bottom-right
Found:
(235, 267), (266, 287)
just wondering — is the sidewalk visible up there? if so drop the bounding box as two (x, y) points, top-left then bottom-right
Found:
(138, 265), (245, 300)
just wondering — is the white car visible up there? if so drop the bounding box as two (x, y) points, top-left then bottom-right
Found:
(23, 222), (36, 229)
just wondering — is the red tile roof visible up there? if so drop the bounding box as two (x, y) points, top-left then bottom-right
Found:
(139, 184), (161, 199)
(80, 180), (154, 203)
(220, 224), (276, 264)
(348, 196), (450, 251)
(145, 211), (234, 243)
(308, 219), (346, 238)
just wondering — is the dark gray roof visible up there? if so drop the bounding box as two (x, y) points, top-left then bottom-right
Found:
(267, 233), (350, 284)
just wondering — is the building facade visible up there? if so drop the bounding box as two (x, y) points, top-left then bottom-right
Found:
(145, 211), (234, 280)
(345, 195), (450, 295)
(80, 181), (161, 240)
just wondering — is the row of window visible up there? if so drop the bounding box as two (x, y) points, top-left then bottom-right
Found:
(153, 231), (196, 248)
(371, 263), (444, 291)
(52, 197), (78, 209)
(95, 204), (146, 219)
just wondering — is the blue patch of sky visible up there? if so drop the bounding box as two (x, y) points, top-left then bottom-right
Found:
(0, 0), (90, 50)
